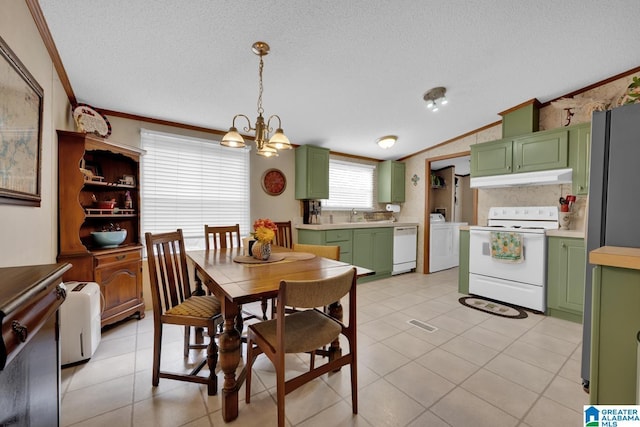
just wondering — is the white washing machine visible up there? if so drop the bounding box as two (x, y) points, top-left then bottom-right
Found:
(429, 213), (467, 273)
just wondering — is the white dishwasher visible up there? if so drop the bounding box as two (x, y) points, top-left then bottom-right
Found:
(393, 226), (417, 275)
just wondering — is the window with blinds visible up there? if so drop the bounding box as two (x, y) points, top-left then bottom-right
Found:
(140, 129), (250, 251)
(322, 158), (375, 210)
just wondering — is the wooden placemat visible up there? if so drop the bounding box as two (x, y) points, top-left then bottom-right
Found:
(233, 253), (287, 264)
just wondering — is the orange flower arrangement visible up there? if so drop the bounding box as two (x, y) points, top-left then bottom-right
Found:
(252, 218), (277, 243)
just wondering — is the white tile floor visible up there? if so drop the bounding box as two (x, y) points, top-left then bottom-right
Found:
(61, 268), (589, 426)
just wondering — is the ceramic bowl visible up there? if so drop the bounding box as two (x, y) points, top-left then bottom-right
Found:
(91, 230), (127, 248)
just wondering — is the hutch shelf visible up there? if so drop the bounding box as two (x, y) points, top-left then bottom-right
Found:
(57, 130), (145, 327)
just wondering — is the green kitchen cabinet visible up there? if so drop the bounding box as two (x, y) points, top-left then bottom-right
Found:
(295, 145), (329, 200)
(513, 128), (568, 173)
(377, 160), (405, 203)
(589, 264), (640, 404)
(470, 139), (513, 177)
(458, 229), (470, 295)
(470, 127), (570, 178)
(297, 228), (353, 265)
(546, 236), (585, 323)
(568, 122), (591, 195)
(353, 228), (393, 282)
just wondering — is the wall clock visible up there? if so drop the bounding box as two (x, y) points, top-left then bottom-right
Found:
(261, 168), (286, 196)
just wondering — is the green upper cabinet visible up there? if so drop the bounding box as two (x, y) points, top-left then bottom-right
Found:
(377, 160), (405, 203)
(568, 122), (591, 195)
(546, 236), (585, 323)
(295, 145), (329, 200)
(470, 139), (513, 177)
(471, 128), (569, 178)
(513, 128), (568, 173)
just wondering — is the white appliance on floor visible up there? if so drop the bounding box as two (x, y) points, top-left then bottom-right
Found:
(468, 206), (559, 312)
(392, 225), (417, 275)
(60, 281), (102, 366)
(429, 213), (467, 273)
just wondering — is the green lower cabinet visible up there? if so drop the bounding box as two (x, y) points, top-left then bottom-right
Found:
(298, 227), (392, 282)
(458, 229), (469, 294)
(297, 229), (353, 264)
(546, 237), (585, 323)
(353, 228), (393, 282)
(590, 265), (640, 404)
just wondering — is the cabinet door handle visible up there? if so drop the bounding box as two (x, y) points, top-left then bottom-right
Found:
(517, 164), (521, 169)
(116, 255), (126, 260)
(561, 242), (567, 249)
(578, 185), (584, 191)
(12, 320), (28, 343)
(507, 165), (511, 170)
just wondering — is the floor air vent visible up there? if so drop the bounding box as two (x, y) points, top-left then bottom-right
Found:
(408, 319), (438, 333)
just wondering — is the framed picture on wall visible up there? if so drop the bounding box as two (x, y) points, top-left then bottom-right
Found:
(0, 35), (43, 206)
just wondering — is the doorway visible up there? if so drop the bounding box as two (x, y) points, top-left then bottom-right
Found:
(423, 152), (477, 274)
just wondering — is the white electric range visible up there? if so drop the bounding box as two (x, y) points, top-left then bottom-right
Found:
(468, 206), (559, 312)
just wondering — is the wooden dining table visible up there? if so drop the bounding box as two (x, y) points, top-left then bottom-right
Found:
(187, 246), (372, 422)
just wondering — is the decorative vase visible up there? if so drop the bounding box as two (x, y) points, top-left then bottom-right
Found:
(252, 241), (271, 260)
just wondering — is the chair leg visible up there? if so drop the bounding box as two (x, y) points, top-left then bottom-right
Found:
(260, 298), (268, 320)
(206, 325), (219, 396)
(276, 362), (286, 427)
(152, 323), (162, 387)
(184, 325), (190, 357)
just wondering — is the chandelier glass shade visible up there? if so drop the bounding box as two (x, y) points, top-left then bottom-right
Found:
(221, 42), (291, 157)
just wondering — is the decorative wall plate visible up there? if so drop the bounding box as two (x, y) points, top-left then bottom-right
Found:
(261, 168), (286, 196)
(72, 103), (112, 137)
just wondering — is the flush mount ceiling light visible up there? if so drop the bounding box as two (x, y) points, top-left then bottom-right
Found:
(376, 135), (397, 149)
(221, 41), (292, 157)
(423, 86), (448, 112)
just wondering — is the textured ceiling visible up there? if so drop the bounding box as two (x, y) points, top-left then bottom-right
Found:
(38, 1), (640, 160)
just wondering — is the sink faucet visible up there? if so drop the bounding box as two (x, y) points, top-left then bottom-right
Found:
(349, 208), (357, 223)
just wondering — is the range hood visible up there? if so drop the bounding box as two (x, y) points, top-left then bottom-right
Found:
(470, 168), (572, 189)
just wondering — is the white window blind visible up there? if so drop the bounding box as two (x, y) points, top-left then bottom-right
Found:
(322, 159), (375, 210)
(140, 129), (250, 250)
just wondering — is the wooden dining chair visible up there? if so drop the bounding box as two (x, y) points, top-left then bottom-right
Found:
(145, 229), (223, 396)
(204, 224), (242, 250)
(292, 243), (340, 261)
(203, 224), (265, 327)
(245, 268), (358, 427)
(273, 220), (293, 248)
(269, 243), (342, 319)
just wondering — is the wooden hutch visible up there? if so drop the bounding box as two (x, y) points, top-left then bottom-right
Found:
(57, 130), (145, 327)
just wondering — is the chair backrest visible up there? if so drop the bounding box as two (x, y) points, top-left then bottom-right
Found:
(273, 221), (293, 248)
(145, 229), (192, 318)
(204, 224), (241, 250)
(292, 243), (340, 261)
(280, 267), (356, 312)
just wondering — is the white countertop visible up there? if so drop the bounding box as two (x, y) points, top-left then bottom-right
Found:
(545, 229), (585, 239)
(296, 221), (418, 230)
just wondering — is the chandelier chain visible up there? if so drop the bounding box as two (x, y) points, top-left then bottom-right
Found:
(257, 56), (264, 116)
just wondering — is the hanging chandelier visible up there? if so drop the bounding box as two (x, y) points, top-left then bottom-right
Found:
(220, 41), (292, 157)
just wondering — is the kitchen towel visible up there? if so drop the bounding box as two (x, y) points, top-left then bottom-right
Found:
(490, 231), (524, 263)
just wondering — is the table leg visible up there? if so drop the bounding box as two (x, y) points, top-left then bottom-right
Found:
(219, 298), (241, 422)
(328, 301), (343, 367)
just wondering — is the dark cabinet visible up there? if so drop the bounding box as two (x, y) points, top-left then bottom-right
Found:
(57, 130), (145, 327)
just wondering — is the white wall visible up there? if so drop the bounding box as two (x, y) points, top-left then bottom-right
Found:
(0, 0), (73, 268)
